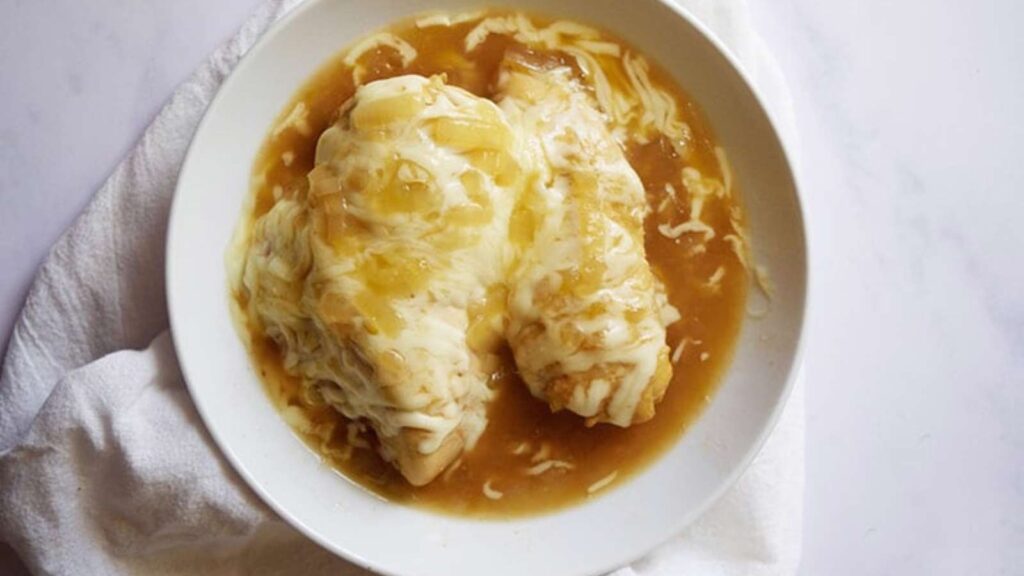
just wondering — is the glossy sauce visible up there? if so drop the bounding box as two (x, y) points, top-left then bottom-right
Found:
(241, 9), (748, 517)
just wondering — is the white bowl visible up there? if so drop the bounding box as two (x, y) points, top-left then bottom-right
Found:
(166, 1), (807, 575)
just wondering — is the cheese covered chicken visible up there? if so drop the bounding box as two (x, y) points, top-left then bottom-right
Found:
(497, 53), (678, 427)
(233, 10), (752, 511)
(241, 53), (687, 488)
(242, 75), (521, 485)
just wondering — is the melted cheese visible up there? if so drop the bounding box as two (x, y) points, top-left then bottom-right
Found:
(498, 58), (674, 427)
(242, 75), (522, 485)
(240, 10), (751, 489)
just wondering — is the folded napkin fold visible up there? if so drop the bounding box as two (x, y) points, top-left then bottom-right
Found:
(0, 1), (804, 574)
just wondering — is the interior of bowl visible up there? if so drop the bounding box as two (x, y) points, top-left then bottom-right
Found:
(166, 1), (806, 575)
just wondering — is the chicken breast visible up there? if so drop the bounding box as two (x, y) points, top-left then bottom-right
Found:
(244, 75), (521, 485)
(497, 52), (677, 427)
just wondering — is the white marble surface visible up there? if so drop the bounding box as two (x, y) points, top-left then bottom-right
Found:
(0, 0), (1021, 573)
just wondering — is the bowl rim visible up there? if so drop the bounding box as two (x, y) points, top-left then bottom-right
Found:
(165, 1), (809, 574)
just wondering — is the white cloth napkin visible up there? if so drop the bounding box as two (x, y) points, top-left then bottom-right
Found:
(0, 1), (804, 574)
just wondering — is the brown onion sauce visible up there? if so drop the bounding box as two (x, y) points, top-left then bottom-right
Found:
(242, 10), (747, 517)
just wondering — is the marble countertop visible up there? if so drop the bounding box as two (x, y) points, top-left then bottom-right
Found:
(1, 0), (1021, 573)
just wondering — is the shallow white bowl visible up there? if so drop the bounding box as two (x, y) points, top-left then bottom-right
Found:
(166, 1), (807, 575)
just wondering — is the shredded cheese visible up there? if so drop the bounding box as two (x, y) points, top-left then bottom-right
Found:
(755, 264), (774, 298)
(656, 195), (672, 213)
(724, 234), (748, 268)
(670, 339), (688, 364)
(587, 471), (619, 494)
(482, 479), (504, 500)
(465, 15), (529, 51)
(415, 10), (484, 28)
(467, 15), (603, 52)
(575, 39), (621, 56)
(706, 266), (726, 290)
(622, 52), (691, 153)
(531, 442), (552, 463)
(665, 182), (679, 204)
(563, 46), (630, 126)
(715, 147), (733, 195)
(344, 33), (418, 85)
(540, 20), (601, 40)
(273, 101), (311, 137)
(748, 262), (775, 316)
(526, 460), (575, 476)
(657, 220), (715, 241)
